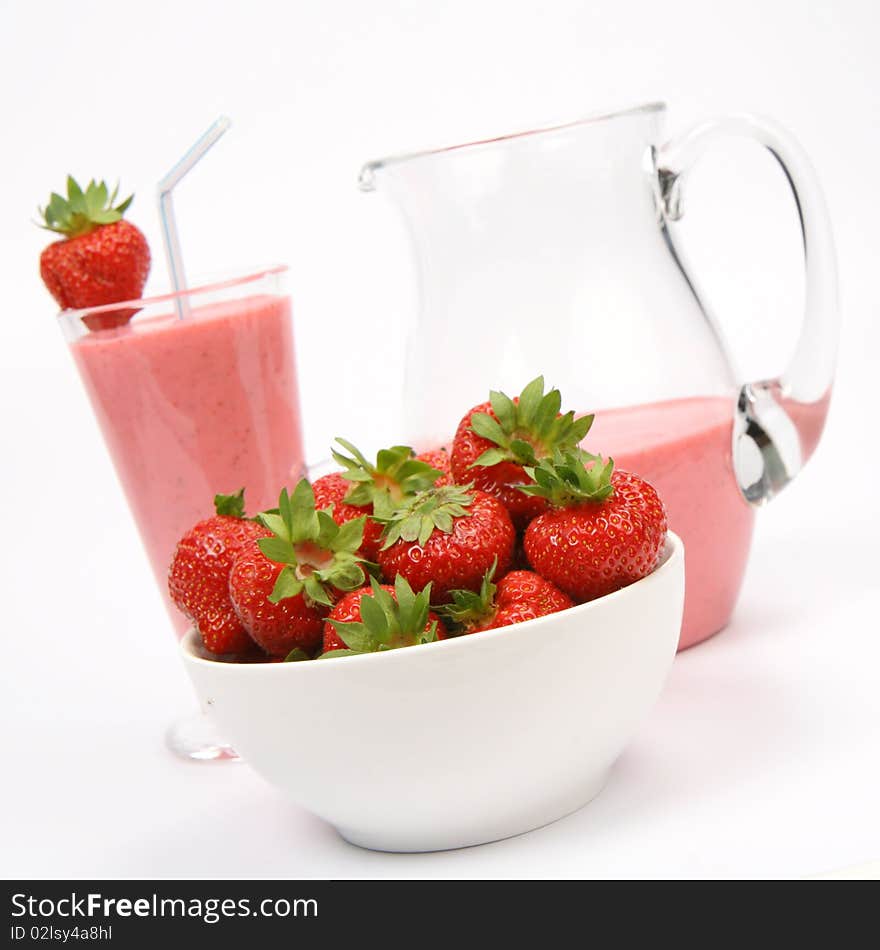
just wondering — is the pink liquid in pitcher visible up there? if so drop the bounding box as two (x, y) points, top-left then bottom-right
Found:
(72, 293), (304, 633)
(588, 396), (755, 650)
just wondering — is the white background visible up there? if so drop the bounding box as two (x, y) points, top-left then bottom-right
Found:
(1, 0), (878, 879)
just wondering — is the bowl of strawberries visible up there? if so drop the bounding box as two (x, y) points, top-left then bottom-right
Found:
(177, 378), (685, 851)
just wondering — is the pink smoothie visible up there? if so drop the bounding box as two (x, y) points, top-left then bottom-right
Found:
(587, 396), (755, 650)
(71, 293), (303, 633)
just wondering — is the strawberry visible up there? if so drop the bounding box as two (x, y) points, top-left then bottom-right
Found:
(38, 177), (150, 330)
(167, 489), (268, 655)
(375, 484), (515, 603)
(322, 575), (447, 657)
(521, 449), (667, 602)
(450, 377), (594, 529)
(228, 539), (327, 658)
(313, 440), (446, 561)
(228, 480), (368, 657)
(439, 562), (573, 634)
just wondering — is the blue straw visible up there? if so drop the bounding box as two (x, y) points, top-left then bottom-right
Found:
(158, 116), (231, 320)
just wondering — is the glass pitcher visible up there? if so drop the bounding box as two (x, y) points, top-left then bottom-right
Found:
(358, 102), (838, 650)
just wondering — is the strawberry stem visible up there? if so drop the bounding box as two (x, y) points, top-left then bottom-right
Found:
(438, 558), (499, 630)
(520, 448), (615, 507)
(374, 484), (475, 549)
(469, 376), (594, 469)
(327, 576), (439, 655)
(331, 438), (443, 514)
(255, 480), (367, 606)
(38, 176), (134, 238)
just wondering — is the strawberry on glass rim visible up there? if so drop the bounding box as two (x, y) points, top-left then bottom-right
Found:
(520, 447), (668, 602)
(450, 376), (594, 529)
(38, 176), (150, 330)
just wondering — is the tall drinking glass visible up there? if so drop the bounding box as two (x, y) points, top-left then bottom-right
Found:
(58, 265), (304, 758)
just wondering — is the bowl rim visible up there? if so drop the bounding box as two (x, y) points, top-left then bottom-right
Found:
(180, 530), (683, 675)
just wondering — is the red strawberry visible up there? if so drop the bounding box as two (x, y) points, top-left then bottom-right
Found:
(167, 490), (268, 655)
(228, 480), (368, 657)
(314, 440), (447, 560)
(521, 449), (667, 602)
(38, 177), (150, 330)
(228, 539), (327, 657)
(322, 576), (447, 655)
(440, 564), (573, 634)
(450, 377), (594, 530)
(376, 485), (515, 603)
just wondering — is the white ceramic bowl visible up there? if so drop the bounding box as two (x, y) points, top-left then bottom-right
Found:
(181, 531), (684, 852)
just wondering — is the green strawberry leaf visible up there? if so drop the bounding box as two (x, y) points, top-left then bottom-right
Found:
(283, 648), (311, 662)
(67, 175), (85, 209)
(359, 593), (390, 642)
(471, 447), (510, 468)
(91, 180), (109, 210)
(288, 480), (319, 542)
(375, 484), (474, 550)
(571, 413), (595, 442)
(509, 439), (538, 466)
(302, 572), (334, 607)
(394, 572), (417, 620)
(268, 566), (303, 604)
(277, 486), (292, 528)
(360, 559), (382, 579)
(323, 556), (367, 592)
(258, 511), (289, 540)
(437, 557), (499, 629)
(468, 377), (593, 472)
(214, 488), (246, 518)
(533, 386), (562, 432)
(470, 412), (507, 444)
(489, 389), (517, 431)
(332, 437), (443, 509)
(333, 516), (366, 553)
(317, 648), (361, 660)
(38, 176), (133, 238)
(255, 481), (368, 608)
(517, 375), (545, 424)
(328, 621), (374, 652)
(315, 509), (341, 547)
(257, 536), (297, 563)
(520, 448), (615, 506)
(330, 575), (438, 653)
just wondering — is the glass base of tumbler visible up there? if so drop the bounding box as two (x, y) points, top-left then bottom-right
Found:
(166, 711), (241, 762)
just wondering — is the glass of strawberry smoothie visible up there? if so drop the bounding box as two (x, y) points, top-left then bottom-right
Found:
(58, 265), (304, 756)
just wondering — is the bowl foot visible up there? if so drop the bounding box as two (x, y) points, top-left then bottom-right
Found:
(335, 770), (610, 853)
(165, 710), (240, 762)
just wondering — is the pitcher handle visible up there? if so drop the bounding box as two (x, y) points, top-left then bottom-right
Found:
(655, 115), (839, 505)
